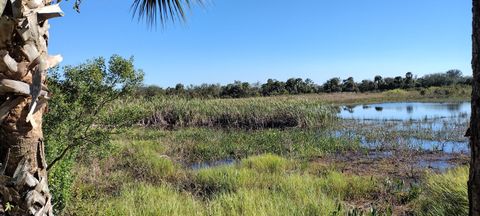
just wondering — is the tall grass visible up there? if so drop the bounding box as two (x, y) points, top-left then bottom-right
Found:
(415, 166), (468, 215)
(128, 96), (338, 129)
(121, 128), (359, 163)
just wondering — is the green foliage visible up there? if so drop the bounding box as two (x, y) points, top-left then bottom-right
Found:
(323, 77), (342, 93)
(137, 69), (471, 99)
(415, 167), (468, 216)
(44, 55), (143, 212)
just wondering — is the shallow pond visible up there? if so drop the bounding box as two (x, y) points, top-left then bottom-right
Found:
(336, 101), (471, 167)
(339, 102), (470, 120)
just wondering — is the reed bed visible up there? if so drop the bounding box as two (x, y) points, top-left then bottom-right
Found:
(129, 97), (338, 129)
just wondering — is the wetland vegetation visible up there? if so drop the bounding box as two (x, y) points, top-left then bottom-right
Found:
(40, 57), (471, 215)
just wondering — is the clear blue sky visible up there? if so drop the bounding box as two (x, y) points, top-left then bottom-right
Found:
(49, 0), (471, 87)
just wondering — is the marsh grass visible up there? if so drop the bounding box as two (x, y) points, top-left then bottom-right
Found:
(67, 153), (390, 215)
(135, 97), (338, 129)
(65, 128), (470, 216)
(415, 166), (468, 215)
(120, 128), (359, 164)
(62, 89), (472, 215)
(334, 117), (469, 153)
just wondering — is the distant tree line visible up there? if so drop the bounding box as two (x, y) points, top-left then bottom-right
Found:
(137, 69), (472, 99)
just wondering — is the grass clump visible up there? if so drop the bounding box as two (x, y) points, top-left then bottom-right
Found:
(415, 166), (468, 215)
(193, 166), (251, 197)
(318, 171), (379, 201)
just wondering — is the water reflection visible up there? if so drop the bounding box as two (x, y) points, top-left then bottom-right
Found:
(339, 102), (471, 120)
(406, 105), (413, 114)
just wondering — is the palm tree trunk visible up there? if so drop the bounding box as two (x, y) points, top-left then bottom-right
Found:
(472, 0), (480, 215)
(0, 0), (62, 215)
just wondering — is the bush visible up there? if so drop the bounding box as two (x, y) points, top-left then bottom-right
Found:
(45, 55), (143, 212)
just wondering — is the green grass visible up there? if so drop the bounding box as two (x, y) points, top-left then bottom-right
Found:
(67, 184), (205, 216)
(208, 188), (339, 216)
(66, 153), (387, 216)
(120, 128), (359, 163)
(240, 154), (290, 174)
(63, 129), (469, 216)
(415, 166), (468, 215)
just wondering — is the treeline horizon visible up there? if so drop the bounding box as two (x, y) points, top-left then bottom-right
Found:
(137, 69), (472, 99)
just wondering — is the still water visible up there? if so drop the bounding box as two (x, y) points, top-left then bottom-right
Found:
(339, 102), (471, 120)
(337, 101), (471, 154)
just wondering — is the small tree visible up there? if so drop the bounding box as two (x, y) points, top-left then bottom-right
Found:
(45, 55), (144, 210)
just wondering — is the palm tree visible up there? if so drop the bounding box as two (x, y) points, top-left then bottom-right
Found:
(471, 1), (480, 215)
(0, 0), (199, 215)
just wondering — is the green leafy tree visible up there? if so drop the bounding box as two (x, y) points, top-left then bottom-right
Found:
(374, 75), (384, 91)
(261, 79), (288, 96)
(358, 79), (375, 92)
(404, 72), (415, 89)
(342, 77), (359, 92)
(323, 78), (342, 93)
(45, 55), (144, 210)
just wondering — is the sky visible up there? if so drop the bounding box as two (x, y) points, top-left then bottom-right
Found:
(48, 0), (471, 87)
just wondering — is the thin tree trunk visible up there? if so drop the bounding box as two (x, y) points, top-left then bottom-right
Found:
(472, 0), (480, 215)
(0, 0), (62, 215)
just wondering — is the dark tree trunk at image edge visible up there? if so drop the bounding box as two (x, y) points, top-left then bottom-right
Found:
(0, 0), (63, 215)
(472, 0), (480, 215)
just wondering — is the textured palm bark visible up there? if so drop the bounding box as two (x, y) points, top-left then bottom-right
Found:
(0, 0), (62, 215)
(472, 0), (480, 215)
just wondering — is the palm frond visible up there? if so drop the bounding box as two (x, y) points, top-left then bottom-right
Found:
(131, 0), (203, 26)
